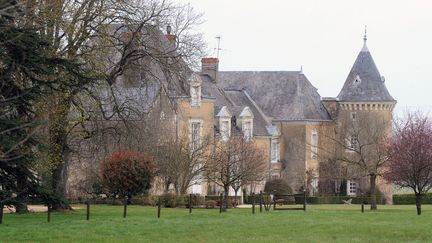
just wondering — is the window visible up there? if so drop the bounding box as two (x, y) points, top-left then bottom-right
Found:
(190, 85), (201, 107)
(271, 139), (280, 163)
(191, 121), (201, 151)
(311, 129), (318, 160)
(349, 134), (358, 150)
(347, 180), (357, 195)
(353, 75), (361, 85)
(350, 112), (357, 121)
(220, 119), (230, 142)
(243, 120), (252, 141)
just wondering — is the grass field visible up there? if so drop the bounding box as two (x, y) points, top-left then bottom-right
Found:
(1, 204), (431, 242)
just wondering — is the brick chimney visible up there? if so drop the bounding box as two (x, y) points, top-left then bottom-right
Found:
(165, 25), (176, 44)
(201, 57), (219, 82)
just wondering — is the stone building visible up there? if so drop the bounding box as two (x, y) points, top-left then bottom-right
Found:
(67, 30), (395, 202)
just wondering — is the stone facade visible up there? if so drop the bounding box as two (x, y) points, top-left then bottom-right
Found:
(67, 33), (396, 203)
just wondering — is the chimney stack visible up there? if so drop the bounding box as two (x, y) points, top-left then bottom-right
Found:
(201, 57), (219, 82)
(165, 25), (176, 44)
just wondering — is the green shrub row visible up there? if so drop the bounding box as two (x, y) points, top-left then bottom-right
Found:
(393, 193), (432, 205)
(243, 194), (385, 205)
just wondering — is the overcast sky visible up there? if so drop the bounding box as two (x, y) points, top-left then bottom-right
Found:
(179, 0), (432, 116)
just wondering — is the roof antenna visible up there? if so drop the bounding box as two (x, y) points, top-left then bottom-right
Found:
(361, 25), (369, 52)
(215, 36), (222, 59)
(300, 65), (303, 74)
(363, 25), (367, 43)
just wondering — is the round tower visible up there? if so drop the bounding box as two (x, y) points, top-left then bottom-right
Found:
(336, 32), (396, 204)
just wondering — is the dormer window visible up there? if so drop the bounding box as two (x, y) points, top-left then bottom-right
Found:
(220, 119), (230, 141)
(243, 120), (252, 141)
(353, 75), (361, 85)
(188, 74), (202, 107)
(216, 106), (232, 142)
(190, 85), (201, 107)
(239, 107), (254, 141)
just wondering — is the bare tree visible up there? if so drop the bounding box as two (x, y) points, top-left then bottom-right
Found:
(154, 135), (212, 195)
(319, 112), (392, 210)
(14, 0), (205, 209)
(385, 113), (432, 215)
(207, 136), (267, 209)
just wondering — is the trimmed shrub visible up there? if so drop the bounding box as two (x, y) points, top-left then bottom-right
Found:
(264, 179), (295, 204)
(393, 193), (432, 205)
(99, 151), (156, 199)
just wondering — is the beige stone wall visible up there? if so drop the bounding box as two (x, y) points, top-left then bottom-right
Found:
(177, 99), (214, 140)
(335, 102), (395, 203)
(279, 123), (307, 192)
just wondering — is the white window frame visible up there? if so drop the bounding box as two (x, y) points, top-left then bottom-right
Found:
(189, 119), (203, 151)
(242, 119), (253, 141)
(311, 129), (318, 160)
(271, 138), (280, 163)
(347, 180), (357, 196)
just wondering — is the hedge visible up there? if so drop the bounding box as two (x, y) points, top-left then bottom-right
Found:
(393, 193), (432, 205)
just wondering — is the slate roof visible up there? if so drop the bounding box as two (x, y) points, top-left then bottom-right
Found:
(200, 74), (272, 136)
(337, 42), (395, 102)
(216, 71), (331, 121)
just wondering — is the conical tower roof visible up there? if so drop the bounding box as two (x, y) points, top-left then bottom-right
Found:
(337, 36), (395, 102)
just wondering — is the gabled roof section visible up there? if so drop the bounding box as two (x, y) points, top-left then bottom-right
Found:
(216, 106), (232, 117)
(239, 106), (254, 118)
(216, 71), (331, 121)
(337, 40), (395, 102)
(200, 74), (272, 136)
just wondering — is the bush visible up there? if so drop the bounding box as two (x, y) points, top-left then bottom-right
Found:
(159, 193), (181, 208)
(262, 179), (294, 204)
(264, 179), (293, 195)
(99, 151), (156, 199)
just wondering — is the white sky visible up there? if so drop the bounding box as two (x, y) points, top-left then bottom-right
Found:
(179, 0), (432, 116)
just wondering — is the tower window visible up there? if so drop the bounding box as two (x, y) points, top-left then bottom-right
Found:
(353, 75), (361, 85)
(350, 112), (357, 121)
(348, 134), (359, 151)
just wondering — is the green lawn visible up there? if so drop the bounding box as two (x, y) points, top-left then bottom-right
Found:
(1, 204), (431, 242)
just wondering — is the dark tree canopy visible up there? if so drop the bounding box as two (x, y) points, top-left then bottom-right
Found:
(99, 151), (156, 198)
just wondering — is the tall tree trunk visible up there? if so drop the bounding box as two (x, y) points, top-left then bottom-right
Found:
(15, 167), (28, 213)
(224, 185), (229, 211)
(415, 193), (422, 215)
(234, 189), (238, 208)
(370, 174), (377, 210)
(49, 95), (72, 210)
